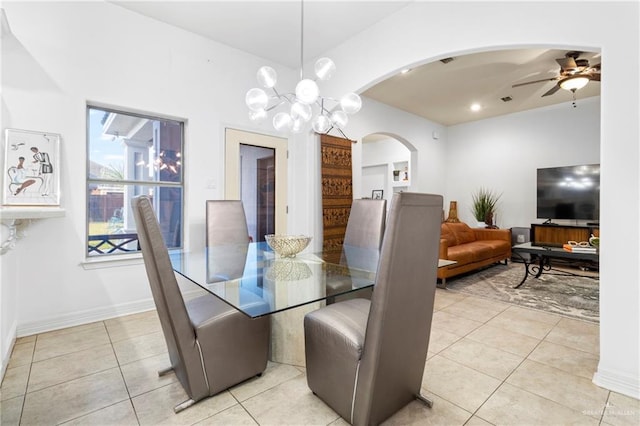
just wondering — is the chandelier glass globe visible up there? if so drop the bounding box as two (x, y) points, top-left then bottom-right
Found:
(330, 110), (348, 128)
(340, 93), (362, 114)
(311, 115), (332, 134)
(257, 66), (277, 88)
(291, 102), (312, 122)
(248, 108), (267, 123)
(273, 112), (293, 132)
(246, 88), (268, 112)
(314, 58), (336, 81)
(295, 79), (320, 105)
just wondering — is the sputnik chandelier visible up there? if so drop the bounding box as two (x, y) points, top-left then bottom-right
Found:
(245, 1), (362, 135)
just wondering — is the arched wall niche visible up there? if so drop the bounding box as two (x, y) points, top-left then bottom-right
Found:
(353, 132), (418, 203)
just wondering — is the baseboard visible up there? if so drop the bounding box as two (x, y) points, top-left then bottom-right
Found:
(1, 321), (17, 383)
(593, 367), (640, 399)
(15, 287), (208, 338)
(16, 298), (157, 337)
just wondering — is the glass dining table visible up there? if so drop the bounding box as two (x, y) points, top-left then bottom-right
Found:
(170, 242), (379, 317)
(170, 242), (380, 365)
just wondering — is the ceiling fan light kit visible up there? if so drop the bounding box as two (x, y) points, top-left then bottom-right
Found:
(559, 75), (590, 91)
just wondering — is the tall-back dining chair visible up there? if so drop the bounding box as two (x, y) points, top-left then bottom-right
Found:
(206, 200), (251, 246)
(343, 198), (387, 250)
(304, 192), (443, 425)
(132, 195), (270, 413)
(206, 200), (251, 282)
(327, 198), (387, 303)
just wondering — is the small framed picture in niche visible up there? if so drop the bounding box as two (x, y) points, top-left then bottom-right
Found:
(371, 189), (383, 200)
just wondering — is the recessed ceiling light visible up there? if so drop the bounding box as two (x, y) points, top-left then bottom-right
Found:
(470, 103), (482, 112)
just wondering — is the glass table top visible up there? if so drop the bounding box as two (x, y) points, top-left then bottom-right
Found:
(170, 242), (379, 318)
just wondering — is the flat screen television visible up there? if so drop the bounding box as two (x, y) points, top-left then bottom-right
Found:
(536, 164), (600, 222)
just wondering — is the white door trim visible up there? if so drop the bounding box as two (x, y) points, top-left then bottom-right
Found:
(224, 128), (288, 234)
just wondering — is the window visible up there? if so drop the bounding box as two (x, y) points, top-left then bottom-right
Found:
(87, 106), (184, 257)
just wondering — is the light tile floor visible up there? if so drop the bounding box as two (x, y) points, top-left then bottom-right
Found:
(2, 289), (639, 425)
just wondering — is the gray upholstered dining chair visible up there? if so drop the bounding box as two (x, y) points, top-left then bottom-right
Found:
(206, 200), (252, 245)
(304, 192), (443, 425)
(343, 198), (387, 250)
(132, 195), (270, 413)
(206, 200), (251, 282)
(327, 198), (387, 303)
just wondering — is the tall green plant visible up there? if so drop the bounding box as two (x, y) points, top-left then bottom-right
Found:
(471, 188), (501, 222)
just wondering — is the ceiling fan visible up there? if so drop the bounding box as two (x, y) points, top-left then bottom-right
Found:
(512, 51), (601, 97)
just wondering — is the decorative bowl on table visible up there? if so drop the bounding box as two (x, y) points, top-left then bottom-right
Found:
(265, 234), (312, 257)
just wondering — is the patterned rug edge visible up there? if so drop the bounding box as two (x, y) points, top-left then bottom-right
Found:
(443, 262), (600, 323)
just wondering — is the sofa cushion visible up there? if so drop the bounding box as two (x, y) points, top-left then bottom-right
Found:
(447, 222), (477, 245)
(446, 244), (477, 264)
(473, 240), (511, 257)
(440, 223), (458, 247)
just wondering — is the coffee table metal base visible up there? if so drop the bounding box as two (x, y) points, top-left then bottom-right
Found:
(512, 243), (599, 289)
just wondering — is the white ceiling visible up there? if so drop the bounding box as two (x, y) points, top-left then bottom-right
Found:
(111, 1), (601, 126)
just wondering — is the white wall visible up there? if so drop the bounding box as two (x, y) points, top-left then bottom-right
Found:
(446, 97), (600, 228)
(1, 0), (638, 399)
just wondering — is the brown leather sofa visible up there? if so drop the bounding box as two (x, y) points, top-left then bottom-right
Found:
(438, 222), (511, 287)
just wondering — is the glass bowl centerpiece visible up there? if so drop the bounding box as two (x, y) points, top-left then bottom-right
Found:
(265, 234), (312, 257)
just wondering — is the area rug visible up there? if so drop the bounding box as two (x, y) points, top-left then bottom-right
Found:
(445, 262), (599, 323)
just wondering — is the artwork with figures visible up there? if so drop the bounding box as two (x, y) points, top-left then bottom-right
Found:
(3, 128), (61, 206)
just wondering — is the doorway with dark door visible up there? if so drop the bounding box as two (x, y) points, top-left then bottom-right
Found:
(239, 144), (275, 242)
(225, 128), (287, 240)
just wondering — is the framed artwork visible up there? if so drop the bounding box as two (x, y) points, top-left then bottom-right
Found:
(372, 189), (383, 200)
(3, 128), (61, 206)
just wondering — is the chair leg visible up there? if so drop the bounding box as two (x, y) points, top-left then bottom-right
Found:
(174, 398), (196, 413)
(437, 278), (447, 289)
(415, 393), (434, 408)
(158, 366), (173, 376)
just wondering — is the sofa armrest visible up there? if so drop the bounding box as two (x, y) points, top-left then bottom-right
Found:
(439, 239), (449, 259)
(473, 228), (512, 242)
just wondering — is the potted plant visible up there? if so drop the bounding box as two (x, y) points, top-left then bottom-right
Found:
(471, 187), (501, 228)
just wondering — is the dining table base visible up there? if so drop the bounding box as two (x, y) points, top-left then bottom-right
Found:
(269, 301), (325, 367)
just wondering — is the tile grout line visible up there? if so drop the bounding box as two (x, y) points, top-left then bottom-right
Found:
(425, 295), (522, 425)
(464, 321), (555, 422)
(104, 319), (143, 425)
(16, 332), (37, 426)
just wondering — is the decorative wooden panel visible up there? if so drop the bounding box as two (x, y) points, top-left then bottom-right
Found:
(320, 134), (353, 254)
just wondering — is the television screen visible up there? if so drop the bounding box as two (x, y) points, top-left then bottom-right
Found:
(537, 164), (600, 221)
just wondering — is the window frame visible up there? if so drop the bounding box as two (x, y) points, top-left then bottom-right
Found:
(85, 104), (185, 259)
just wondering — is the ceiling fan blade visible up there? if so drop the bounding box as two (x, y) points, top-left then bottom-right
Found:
(512, 77), (557, 88)
(590, 63), (601, 70)
(556, 57), (578, 70)
(589, 73), (601, 82)
(541, 84), (561, 97)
